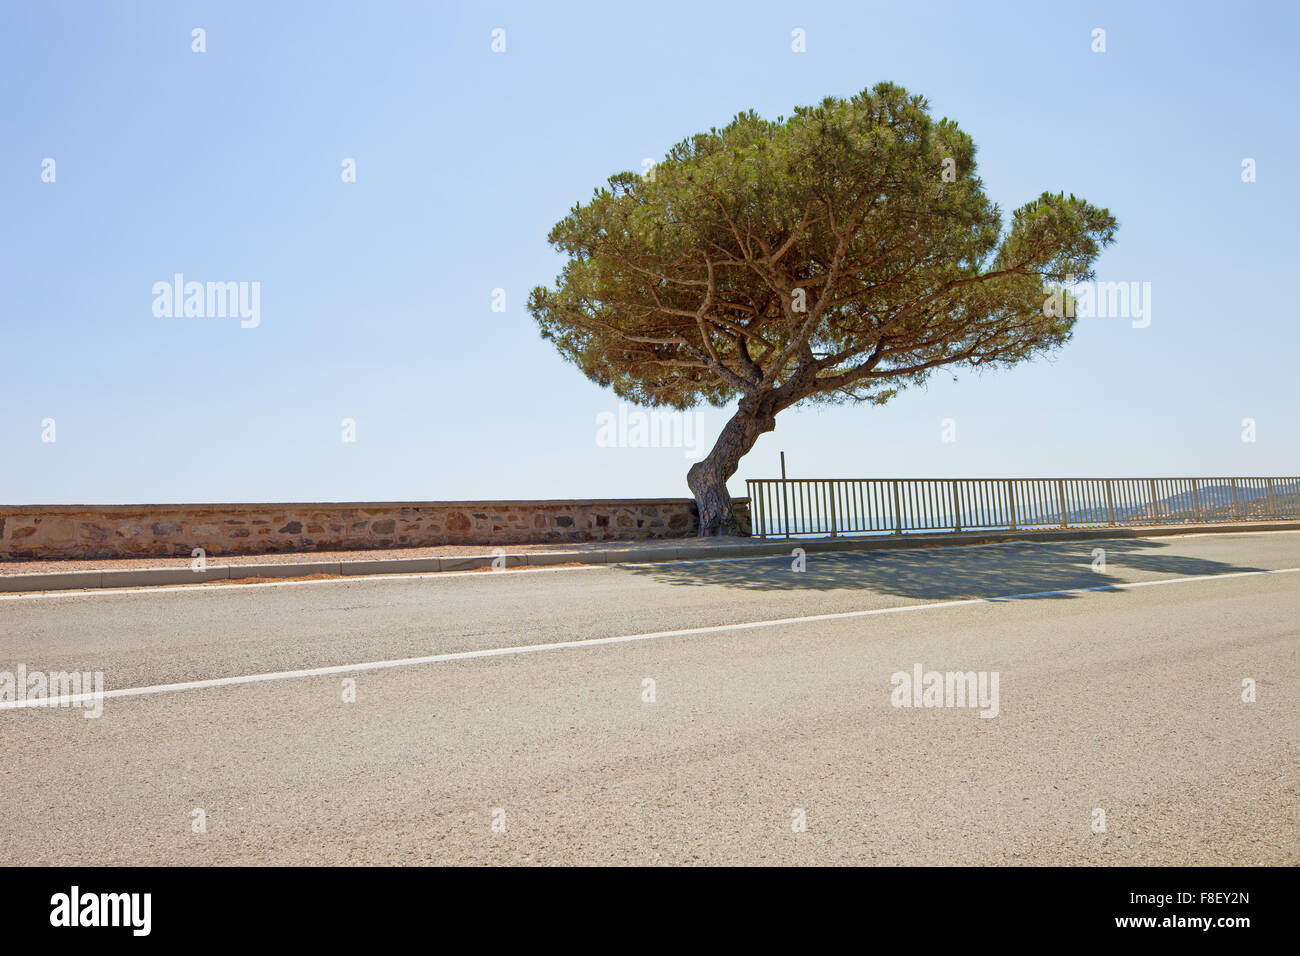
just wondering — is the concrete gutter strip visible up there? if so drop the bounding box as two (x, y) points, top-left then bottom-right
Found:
(2, 521), (1298, 593)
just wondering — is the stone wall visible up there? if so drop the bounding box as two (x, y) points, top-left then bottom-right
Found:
(0, 499), (752, 560)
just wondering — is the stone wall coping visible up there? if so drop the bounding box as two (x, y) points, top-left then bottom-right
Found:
(0, 498), (743, 515)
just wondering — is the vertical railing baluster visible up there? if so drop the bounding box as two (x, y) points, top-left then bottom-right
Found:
(781, 474), (790, 540)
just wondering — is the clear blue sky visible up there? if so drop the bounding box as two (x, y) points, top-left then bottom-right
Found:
(3, 0), (1296, 504)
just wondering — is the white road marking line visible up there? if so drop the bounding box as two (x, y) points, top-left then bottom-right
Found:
(3, 565), (1297, 712)
(1168, 529), (1300, 540)
(4, 530), (1295, 601)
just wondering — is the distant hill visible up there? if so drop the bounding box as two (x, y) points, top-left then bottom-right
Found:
(1024, 479), (1300, 527)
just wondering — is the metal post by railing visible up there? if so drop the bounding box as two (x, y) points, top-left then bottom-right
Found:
(1230, 478), (1241, 519)
(1057, 479), (1068, 528)
(1192, 479), (1202, 522)
(891, 480), (902, 534)
(1267, 478), (1276, 519)
(753, 481), (767, 539)
(829, 483), (839, 537)
(1007, 480), (1017, 531)
(780, 453), (790, 540)
(951, 482), (962, 532)
(1148, 479), (1158, 523)
(1104, 479), (1116, 526)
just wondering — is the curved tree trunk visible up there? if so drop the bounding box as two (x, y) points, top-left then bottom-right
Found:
(687, 399), (777, 536)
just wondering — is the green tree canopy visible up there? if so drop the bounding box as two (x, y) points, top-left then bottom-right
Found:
(529, 82), (1117, 534)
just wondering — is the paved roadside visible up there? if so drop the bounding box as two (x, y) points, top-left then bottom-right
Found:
(2, 521), (1298, 592)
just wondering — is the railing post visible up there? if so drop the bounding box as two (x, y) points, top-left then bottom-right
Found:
(1057, 479), (1068, 528)
(1192, 479), (1202, 522)
(891, 481), (902, 534)
(1104, 479), (1116, 526)
(753, 482), (767, 539)
(829, 482), (838, 537)
(781, 482), (791, 541)
(1148, 479), (1159, 523)
(950, 481), (962, 532)
(1267, 478), (1276, 519)
(1006, 480), (1017, 531)
(1230, 478), (1241, 519)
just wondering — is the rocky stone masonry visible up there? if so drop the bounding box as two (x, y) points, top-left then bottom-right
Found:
(0, 499), (752, 561)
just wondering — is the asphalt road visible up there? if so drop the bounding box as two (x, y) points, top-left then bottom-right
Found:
(1, 531), (1296, 865)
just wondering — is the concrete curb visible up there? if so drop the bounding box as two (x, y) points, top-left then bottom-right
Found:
(100, 566), (234, 588)
(2, 521), (1297, 593)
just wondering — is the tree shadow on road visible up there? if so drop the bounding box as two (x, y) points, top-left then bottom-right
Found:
(625, 538), (1266, 601)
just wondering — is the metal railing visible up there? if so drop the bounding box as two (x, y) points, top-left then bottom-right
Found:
(745, 477), (1300, 538)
